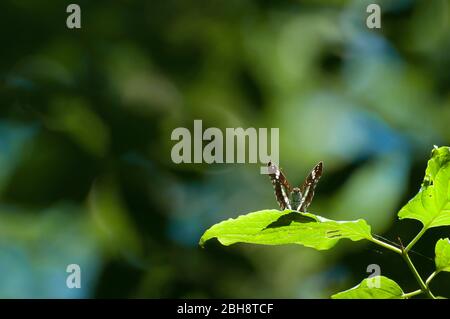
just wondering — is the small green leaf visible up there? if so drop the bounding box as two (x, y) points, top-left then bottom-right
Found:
(332, 276), (405, 299)
(398, 146), (450, 228)
(199, 209), (372, 250)
(435, 238), (450, 272)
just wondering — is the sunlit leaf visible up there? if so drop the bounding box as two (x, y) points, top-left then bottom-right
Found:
(435, 238), (450, 272)
(332, 276), (404, 299)
(199, 209), (372, 250)
(398, 146), (450, 228)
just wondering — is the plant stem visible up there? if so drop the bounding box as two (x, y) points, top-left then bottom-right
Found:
(426, 270), (439, 286)
(369, 237), (402, 255)
(405, 226), (427, 253)
(401, 250), (435, 299)
(370, 233), (437, 298)
(402, 289), (423, 299)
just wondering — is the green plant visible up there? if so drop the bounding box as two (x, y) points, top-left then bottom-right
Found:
(199, 146), (450, 299)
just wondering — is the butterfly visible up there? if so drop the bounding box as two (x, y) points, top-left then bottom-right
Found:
(267, 161), (323, 212)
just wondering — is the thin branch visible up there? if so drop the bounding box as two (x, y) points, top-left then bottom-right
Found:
(401, 250), (435, 299)
(402, 289), (423, 299)
(369, 236), (402, 255)
(426, 270), (440, 287)
(405, 226), (427, 253)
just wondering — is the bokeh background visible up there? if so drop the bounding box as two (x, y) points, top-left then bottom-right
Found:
(0, 0), (449, 298)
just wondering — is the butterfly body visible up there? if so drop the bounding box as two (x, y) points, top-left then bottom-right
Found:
(291, 188), (303, 211)
(267, 161), (323, 212)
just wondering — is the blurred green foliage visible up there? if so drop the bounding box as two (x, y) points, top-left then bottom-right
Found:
(0, 0), (449, 298)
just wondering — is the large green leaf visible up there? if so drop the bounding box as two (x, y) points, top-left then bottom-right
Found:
(332, 276), (405, 299)
(199, 209), (372, 250)
(435, 238), (450, 272)
(398, 146), (450, 228)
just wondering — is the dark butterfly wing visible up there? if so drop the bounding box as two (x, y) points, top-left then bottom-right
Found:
(297, 161), (323, 212)
(268, 161), (292, 210)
